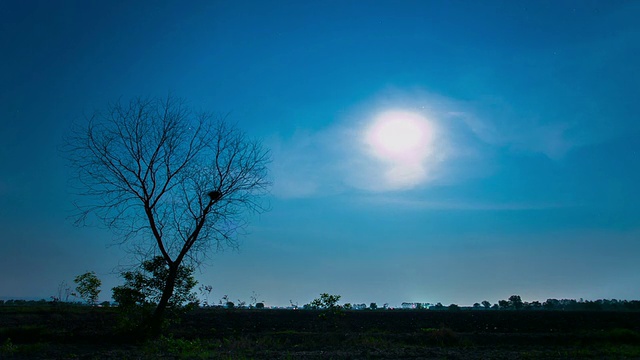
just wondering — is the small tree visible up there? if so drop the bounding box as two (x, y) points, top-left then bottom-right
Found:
(249, 291), (263, 308)
(482, 300), (491, 309)
(508, 295), (524, 310)
(198, 285), (213, 307)
(74, 271), (101, 305)
(53, 281), (73, 303)
(369, 302), (378, 310)
(112, 256), (198, 330)
(310, 293), (341, 309)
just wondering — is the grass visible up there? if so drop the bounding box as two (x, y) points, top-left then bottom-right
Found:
(3, 306), (640, 359)
(0, 324), (51, 342)
(420, 327), (460, 346)
(144, 335), (216, 359)
(1, 337), (18, 356)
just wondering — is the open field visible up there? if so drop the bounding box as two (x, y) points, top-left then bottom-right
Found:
(2, 306), (640, 359)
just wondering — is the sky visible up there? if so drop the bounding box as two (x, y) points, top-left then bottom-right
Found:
(1, 0), (639, 307)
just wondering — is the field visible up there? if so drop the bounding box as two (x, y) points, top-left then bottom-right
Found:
(2, 306), (640, 359)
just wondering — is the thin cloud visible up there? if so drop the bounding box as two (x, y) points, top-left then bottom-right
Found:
(267, 128), (347, 198)
(459, 107), (579, 161)
(359, 194), (579, 211)
(268, 89), (480, 197)
(268, 75), (626, 199)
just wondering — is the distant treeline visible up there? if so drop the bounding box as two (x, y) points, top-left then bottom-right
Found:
(2, 296), (640, 311)
(0, 299), (51, 306)
(425, 295), (640, 312)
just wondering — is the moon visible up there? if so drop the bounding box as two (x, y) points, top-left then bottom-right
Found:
(365, 110), (434, 162)
(361, 109), (437, 189)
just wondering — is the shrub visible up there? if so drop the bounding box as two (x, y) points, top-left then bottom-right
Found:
(74, 271), (101, 305)
(111, 256), (198, 332)
(310, 293), (341, 310)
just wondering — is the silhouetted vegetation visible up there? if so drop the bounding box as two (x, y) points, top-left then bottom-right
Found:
(397, 296), (640, 312)
(2, 304), (640, 359)
(4, 289), (640, 359)
(64, 95), (271, 334)
(308, 293), (341, 310)
(73, 271), (101, 305)
(111, 256), (198, 335)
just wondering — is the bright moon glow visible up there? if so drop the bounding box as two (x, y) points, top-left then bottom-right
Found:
(364, 110), (436, 189)
(367, 113), (427, 159)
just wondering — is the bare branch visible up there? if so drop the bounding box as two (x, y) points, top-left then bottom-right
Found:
(63, 95), (271, 267)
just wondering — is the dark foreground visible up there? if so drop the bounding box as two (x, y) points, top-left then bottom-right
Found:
(2, 306), (640, 359)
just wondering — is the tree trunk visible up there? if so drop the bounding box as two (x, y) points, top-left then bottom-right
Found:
(148, 263), (180, 336)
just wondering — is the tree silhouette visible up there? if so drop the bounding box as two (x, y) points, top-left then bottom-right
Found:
(65, 96), (270, 332)
(508, 295), (524, 310)
(73, 271), (101, 305)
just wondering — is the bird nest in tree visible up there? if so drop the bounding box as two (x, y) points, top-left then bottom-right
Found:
(208, 190), (221, 201)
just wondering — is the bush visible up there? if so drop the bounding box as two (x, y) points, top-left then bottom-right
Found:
(111, 256), (198, 332)
(310, 293), (341, 310)
(74, 271), (101, 305)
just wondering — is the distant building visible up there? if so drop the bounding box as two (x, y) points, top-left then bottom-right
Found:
(401, 302), (414, 309)
(401, 302), (431, 309)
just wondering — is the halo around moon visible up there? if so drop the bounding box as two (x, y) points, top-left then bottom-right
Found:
(363, 110), (436, 189)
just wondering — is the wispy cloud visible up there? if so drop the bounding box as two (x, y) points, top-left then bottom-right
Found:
(358, 194), (579, 211)
(267, 129), (344, 198)
(268, 39), (638, 199)
(458, 105), (579, 161)
(268, 88), (486, 198)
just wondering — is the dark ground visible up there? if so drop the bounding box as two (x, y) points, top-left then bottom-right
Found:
(2, 306), (640, 359)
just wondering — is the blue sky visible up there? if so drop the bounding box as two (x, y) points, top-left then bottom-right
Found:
(1, 0), (639, 307)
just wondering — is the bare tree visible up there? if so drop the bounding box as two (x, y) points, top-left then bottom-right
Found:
(65, 96), (270, 330)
